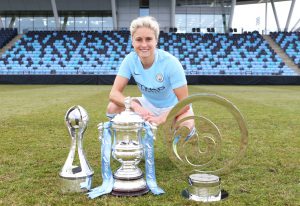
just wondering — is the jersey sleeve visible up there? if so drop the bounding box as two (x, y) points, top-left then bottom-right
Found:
(117, 54), (132, 79)
(168, 57), (187, 89)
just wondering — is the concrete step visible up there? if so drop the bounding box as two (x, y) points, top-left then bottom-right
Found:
(0, 34), (23, 56)
(263, 35), (300, 75)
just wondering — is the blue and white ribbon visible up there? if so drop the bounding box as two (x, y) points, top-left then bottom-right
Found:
(87, 121), (164, 199)
(80, 175), (92, 191)
(143, 122), (165, 195)
(87, 122), (114, 199)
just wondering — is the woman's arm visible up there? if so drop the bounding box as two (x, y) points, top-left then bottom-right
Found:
(173, 84), (194, 130)
(109, 75), (129, 107)
(173, 84), (190, 114)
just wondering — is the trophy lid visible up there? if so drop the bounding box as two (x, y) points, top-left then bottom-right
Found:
(111, 97), (144, 124)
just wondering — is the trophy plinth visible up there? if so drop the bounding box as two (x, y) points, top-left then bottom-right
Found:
(111, 174), (149, 196)
(184, 174), (221, 202)
(59, 105), (94, 193)
(110, 97), (149, 196)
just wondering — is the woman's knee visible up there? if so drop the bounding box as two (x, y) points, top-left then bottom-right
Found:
(176, 109), (195, 130)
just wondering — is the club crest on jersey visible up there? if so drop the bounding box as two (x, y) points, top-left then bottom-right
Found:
(156, 73), (164, 82)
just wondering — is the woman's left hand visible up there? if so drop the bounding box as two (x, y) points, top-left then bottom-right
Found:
(144, 113), (166, 126)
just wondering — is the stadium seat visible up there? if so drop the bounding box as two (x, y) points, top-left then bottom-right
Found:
(270, 31), (300, 68)
(0, 30), (297, 76)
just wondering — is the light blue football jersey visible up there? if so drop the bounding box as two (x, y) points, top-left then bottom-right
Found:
(117, 49), (187, 108)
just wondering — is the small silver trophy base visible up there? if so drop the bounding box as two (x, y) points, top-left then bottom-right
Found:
(59, 165), (93, 193)
(112, 173), (149, 196)
(182, 174), (222, 202)
(59, 175), (93, 193)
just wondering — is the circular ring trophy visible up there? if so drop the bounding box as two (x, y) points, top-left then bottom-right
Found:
(162, 94), (248, 202)
(59, 105), (94, 193)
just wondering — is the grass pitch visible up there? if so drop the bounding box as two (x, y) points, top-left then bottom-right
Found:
(0, 85), (299, 206)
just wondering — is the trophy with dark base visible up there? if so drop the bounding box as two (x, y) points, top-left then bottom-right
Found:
(163, 94), (248, 202)
(109, 101), (149, 196)
(87, 97), (163, 199)
(96, 97), (153, 197)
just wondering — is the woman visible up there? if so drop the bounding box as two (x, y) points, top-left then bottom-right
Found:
(107, 16), (193, 130)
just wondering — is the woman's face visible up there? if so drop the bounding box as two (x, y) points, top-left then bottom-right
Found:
(132, 27), (157, 60)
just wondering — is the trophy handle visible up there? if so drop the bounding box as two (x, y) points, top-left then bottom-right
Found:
(151, 123), (157, 140)
(124, 96), (131, 112)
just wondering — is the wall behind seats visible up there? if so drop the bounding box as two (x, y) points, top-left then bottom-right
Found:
(150, 0), (172, 31)
(117, 0), (139, 29)
(0, 0), (111, 11)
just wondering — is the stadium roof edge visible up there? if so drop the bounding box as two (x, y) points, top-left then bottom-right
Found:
(236, 0), (290, 5)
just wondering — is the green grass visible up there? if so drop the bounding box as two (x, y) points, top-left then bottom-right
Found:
(0, 85), (299, 206)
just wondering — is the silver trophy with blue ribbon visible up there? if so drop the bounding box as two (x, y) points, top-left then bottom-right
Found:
(163, 94), (248, 202)
(109, 97), (148, 196)
(87, 97), (164, 198)
(59, 105), (94, 193)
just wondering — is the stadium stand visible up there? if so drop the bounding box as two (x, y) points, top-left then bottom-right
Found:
(0, 28), (18, 49)
(0, 30), (130, 75)
(269, 32), (300, 69)
(159, 31), (297, 76)
(0, 30), (298, 76)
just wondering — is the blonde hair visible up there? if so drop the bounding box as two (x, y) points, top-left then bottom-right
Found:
(130, 16), (160, 40)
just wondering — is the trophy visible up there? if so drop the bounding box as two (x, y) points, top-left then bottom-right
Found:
(163, 94), (248, 202)
(87, 97), (164, 199)
(95, 97), (150, 196)
(59, 105), (94, 193)
(111, 97), (150, 196)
